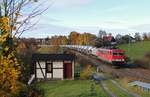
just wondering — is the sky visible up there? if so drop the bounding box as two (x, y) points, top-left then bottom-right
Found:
(21, 0), (150, 38)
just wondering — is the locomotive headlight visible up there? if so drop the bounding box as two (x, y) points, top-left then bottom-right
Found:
(113, 59), (124, 61)
(121, 59), (124, 61)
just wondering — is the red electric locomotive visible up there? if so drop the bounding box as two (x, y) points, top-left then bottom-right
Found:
(96, 48), (125, 65)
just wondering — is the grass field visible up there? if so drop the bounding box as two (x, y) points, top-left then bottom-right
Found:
(104, 80), (133, 97)
(36, 80), (109, 97)
(116, 78), (150, 97)
(118, 41), (150, 60)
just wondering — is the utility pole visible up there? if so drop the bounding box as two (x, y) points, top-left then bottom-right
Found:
(0, 6), (1, 17)
(128, 34), (131, 55)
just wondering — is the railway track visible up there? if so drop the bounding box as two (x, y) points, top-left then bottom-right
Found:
(92, 73), (140, 97)
(66, 49), (150, 82)
(110, 80), (141, 97)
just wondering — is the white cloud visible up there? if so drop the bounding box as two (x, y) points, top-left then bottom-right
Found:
(104, 6), (124, 12)
(50, 0), (92, 9)
(28, 0), (92, 10)
(19, 0), (150, 37)
(130, 24), (150, 32)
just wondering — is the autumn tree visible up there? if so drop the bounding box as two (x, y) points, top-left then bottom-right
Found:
(0, 13), (20, 95)
(69, 31), (80, 45)
(16, 38), (38, 83)
(69, 31), (96, 45)
(0, 0), (49, 95)
(78, 33), (96, 45)
(50, 36), (68, 45)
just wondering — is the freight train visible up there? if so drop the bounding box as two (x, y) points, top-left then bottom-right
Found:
(61, 45), (125, 65)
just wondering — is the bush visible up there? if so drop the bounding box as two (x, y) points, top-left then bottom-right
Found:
(134, 52), (150, 69)
(90, 83), (97, 96)
(80, 65), (95, 80)
(125, 56), (131, 63)
(134, 58), (150, 69)
(0, 90), (12, 97)
(17, 85), (44, 97)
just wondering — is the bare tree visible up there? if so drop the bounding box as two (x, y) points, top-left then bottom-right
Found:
(143, 32), (148, 40)
(134, 32), (141, 41)
(0, 0), (51, 37)
(115, 34), (122, 44)
(98, 29), (107, 39)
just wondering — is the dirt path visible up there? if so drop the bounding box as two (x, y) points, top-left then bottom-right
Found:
(110, 80), (141, 97)
(100, 82), (118, 97)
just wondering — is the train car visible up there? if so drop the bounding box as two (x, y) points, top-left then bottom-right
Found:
(61, 45), (125, 65)
(96, 48), (125, 65)
(86, 46), (93, 54)
(82, 46), (90, 54)
(91, 47), (98, 56)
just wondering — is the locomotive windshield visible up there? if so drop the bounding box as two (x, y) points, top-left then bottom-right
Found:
(113, 52), (124, 56)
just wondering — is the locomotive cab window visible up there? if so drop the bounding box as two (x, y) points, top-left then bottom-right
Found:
(119, 53), (124, 55)
(113, 52), (124, 56)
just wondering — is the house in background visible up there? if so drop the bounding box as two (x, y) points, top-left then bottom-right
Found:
(31, 54), (76, 80)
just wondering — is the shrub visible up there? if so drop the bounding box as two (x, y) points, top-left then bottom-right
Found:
(80, 65), (95, 80)
(0, 90), (12, 97)
(125, 56), (131, 63)
(134, 52), (150, 69)
(17, 85), (44, 97)
(90, 83), (97, 96)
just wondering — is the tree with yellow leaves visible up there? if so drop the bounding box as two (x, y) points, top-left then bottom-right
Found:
(0, 0), (49, 96)
(69, 31), (80, 45)
(69, 32), (96, 45)
(0, 16), (20, 95)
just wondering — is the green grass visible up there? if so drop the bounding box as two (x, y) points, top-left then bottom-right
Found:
(36, 80), (109, 97)
(118, 41), (150, 60)
(139, 90), (150, 97)
(104, 80), (133, 97)
(116, 78), (150, 97)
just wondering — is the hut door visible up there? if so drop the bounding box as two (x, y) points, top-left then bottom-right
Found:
(64, 63), (72, 79)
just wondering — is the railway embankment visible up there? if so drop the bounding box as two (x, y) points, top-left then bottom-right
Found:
(67, 49), (150, 82)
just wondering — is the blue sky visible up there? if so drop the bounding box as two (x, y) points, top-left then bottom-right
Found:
(22, 0), (150, 38)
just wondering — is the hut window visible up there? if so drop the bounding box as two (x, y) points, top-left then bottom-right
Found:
(46, 63), (52, 73)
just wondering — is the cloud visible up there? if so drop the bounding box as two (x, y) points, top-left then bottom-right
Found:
(37, 16), (61, 24)
(130, 24), (150, 32)
(21, 23), (75, 38)
(21, 22), (133, 38)
(27, 0), (92, 11)
(21, 18), (139, 38)
(21, 23), (99, 38)
(50, 0), (92, 9)
(104, 4), (128, 13)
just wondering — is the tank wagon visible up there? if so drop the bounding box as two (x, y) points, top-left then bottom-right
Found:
(61, 45), (125, 65)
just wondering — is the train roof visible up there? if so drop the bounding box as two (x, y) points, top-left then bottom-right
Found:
(98, 48), (125, 52)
